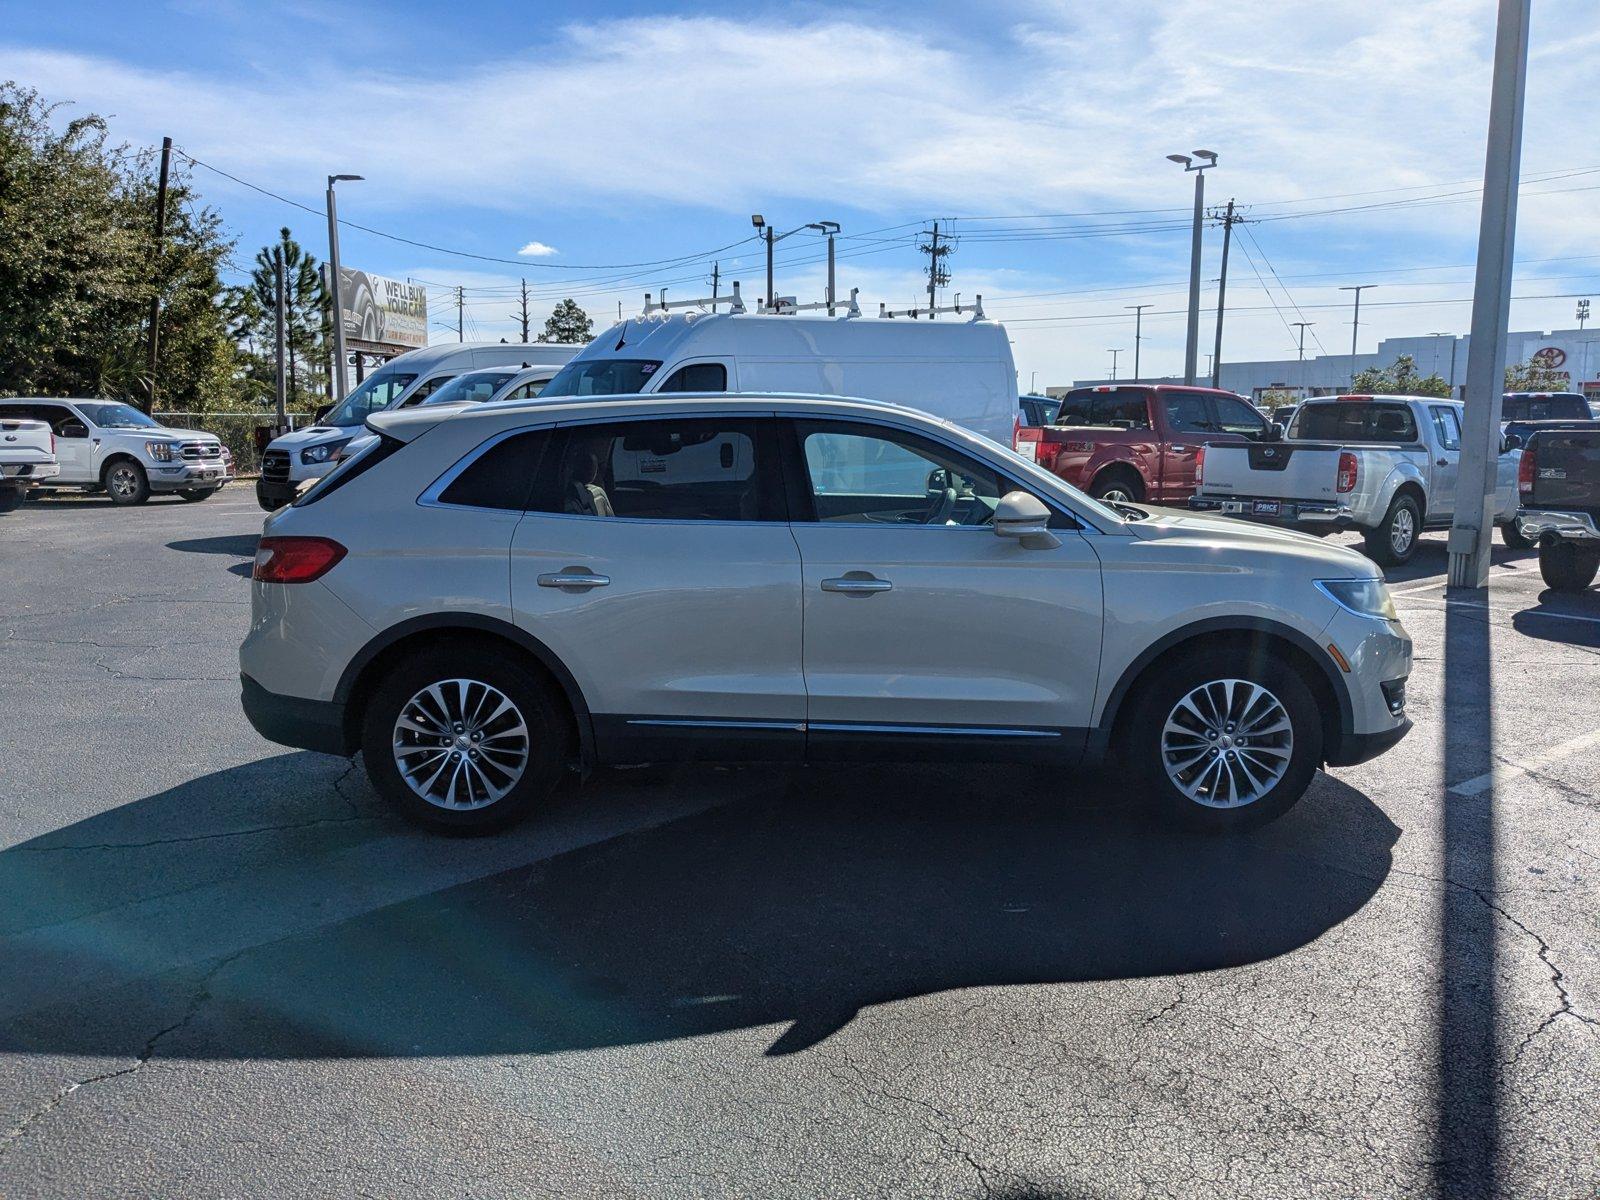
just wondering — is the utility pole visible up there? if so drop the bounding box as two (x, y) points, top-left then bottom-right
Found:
(512, 280), (531, 342)
(1210, 199), (1249, 389)
(142, 136), (172, 414)
(274, 256), (288, 432)
(1108, 349), (1123, 381)
(1169, 150), (1218, 385)
(1125, 304), (1150, 381)
(920, 222), (953, 319)
(1340, 284), (1377, 386)
(456, 286), (465, 342)
(1450, 0), (1533, 589)
(1578, 298), (1590, 330)
(1294, 321), (1315, 394)
(808, 223), (841, 315)
(764, 227), (775, 307)
(710, 261), (720, 305)
(325, 174), (362, 400)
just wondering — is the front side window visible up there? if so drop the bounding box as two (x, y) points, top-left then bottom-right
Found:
(657, 362), (728, 393)
(1161, 392), (1216, 435)
(1430, 406), (1462, 450)
(530, 419), (771, 522)
(1211, 395), (1270, 437)
(76, 402), (160, 430)
(796, 421), (1005, 526)
(322, 372), (418, 426)
(539, 358), (662, 398)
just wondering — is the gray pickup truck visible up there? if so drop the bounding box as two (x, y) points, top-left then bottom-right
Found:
(1190, 395), (1520, 566)
(1518, 426), (1600, 592)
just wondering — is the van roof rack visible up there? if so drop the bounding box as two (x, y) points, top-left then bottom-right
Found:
(760, 288), (861, 318)
(643, 280), (747, 316)
(879, 294), (985, 321)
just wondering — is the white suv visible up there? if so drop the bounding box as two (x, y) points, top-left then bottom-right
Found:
(240, 393), (1413, 833)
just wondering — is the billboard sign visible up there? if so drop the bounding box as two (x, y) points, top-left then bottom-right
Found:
(338, 268), (428, 354)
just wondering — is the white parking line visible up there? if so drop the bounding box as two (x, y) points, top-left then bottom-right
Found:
(1448, 728), (1600, 797)
(1396, 594), (1600, 626)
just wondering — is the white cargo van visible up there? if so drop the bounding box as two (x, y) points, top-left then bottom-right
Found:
(538, 312), (1018, 447)
(256, 342), (582, 510)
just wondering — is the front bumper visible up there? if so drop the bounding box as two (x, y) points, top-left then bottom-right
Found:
(1518, 508), (1600, 542)
(1326, 718), (1413, 767)
(256, 476), (303, 505)
(1190, 495), (1354, 529)
(149, 461), (234, 492)
(241, 674), (350, 756)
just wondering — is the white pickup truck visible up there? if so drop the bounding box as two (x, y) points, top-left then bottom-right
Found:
(0, 416), (60, 512)
(1190, 395), (1520, 565)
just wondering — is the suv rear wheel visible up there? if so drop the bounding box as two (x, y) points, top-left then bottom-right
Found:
(361, 645), (568, 833)
(1124, 649), (1322, 832)
(1538, 541), (1600, 592)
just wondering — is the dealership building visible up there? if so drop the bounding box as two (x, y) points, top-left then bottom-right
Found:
(1064, 325), (1600, 401)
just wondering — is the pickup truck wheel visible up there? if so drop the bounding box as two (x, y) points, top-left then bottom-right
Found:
(177, 487), (218, 502)
(361, 646), (568, 834)
(1363, 493), (1421, 566)
(0, 487), (23, 514)
(1498, 520), (1533, 550)
(1538, 541), (1600, 592)
(1090, 473), (1143, 504)
(102, 460), (150, 506)
(1127, 651), (1321, 832)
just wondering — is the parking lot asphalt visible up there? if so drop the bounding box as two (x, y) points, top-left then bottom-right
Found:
(1, 483), (1597, 1199)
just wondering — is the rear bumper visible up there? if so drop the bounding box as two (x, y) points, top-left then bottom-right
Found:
(1, 461), (60, 482)
(1190, 495), (1354, 528)
(1326, 718), (1413, 767)
(241, 674), (351, 756)
(1518, 508), (1600, 542)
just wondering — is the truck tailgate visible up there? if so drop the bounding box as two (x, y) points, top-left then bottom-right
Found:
(1199, 441), (1345, 501)
(1529, 429), (1600, 512)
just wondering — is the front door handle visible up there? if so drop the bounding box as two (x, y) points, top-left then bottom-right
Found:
(1436, 458), (1449, 467)
(537, 571), (610, 590)
(821, 576), (892, 595)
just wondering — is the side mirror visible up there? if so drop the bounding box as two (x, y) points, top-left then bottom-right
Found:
(993, 490), (1061, 550)
(314, 403), (333, 423)
(58, 420), (88, 439)
(1262, 424), (1283, 442)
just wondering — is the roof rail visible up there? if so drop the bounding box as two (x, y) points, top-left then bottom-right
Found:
(879, 294), (985, 321)
(643, 280), (746, 316)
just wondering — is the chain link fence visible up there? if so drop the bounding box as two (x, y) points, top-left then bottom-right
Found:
(154, 412), (316, 475)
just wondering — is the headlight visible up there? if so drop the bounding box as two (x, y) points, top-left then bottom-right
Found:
(1315, 578), (1397, 621)
(300, 440), (350, 465)
(145, 441), (178, 462)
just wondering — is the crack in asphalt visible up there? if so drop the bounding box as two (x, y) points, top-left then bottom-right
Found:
(12, 810), (379, 854)
(1471, 889), (1600, 1065)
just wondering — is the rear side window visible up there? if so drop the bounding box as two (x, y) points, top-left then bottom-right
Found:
(436, 430), (554, 510)
(1097, 394), (1151, 429)
(1294, 403), (1419, 442)
(530, 419), (776, 521)
(657, 362), (728, 393)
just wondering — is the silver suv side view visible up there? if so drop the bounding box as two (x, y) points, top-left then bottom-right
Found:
(240, 393), (1413, 834)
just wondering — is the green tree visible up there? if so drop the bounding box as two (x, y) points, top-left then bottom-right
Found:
(1504, 359), (1568, 391)
(1349, 354), (1452, 398)
(242, 227), (329, 408)
(542, 298), (593, 344)
(1258, 388), (1299, 411)
(0, 82), (239, 409)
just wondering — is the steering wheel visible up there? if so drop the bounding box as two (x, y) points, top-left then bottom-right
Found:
(923, 487), (958, 525)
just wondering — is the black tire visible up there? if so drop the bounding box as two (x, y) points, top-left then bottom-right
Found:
(178, 487), (219, 503)
(1122, 647), (1323, 833)
(1090, 470), (1144, 504)
(1498, 520), (1533, 550)
(0, 487), (23, 514)
(102, 459), (150, 506)
(1362, 492), (1422, 566)
(360, 643), (569, 834)
(1538, 541), (1600, 592)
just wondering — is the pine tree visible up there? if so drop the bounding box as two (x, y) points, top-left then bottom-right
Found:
(247, 228), (329, 407)
(542, 298), (594, 344)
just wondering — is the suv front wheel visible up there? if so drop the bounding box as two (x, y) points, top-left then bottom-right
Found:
(1125, 650), (1322, 831)
(361, 644), (568, 833)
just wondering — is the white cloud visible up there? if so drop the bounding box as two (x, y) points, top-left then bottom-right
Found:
(517, 241), (558, 258)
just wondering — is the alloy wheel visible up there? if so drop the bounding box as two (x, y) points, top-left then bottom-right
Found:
(1160, 678), (1294, 808)
(391, 678), (531, 810)
(1390, 507), (1416, 556)
(108, 465), (139, 499)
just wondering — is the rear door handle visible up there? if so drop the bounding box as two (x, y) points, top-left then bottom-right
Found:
(537, 571), (610, 590)
(821, 576), (892, 595)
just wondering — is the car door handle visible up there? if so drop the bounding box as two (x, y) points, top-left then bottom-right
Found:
(1169, 444), (1192, 452)
(821, 576), (892, 595)
(537, 571), (610, 589)
(1436, 458), (1449, 467)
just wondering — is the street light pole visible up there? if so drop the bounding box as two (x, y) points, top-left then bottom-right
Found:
(326, 174), (362, 401)
(1339, 284), (1377, 387)
(808, 222), (841, 314)
(1450, 0), (1533, 589)
(1169, 150), (1217, 386)
(1126, 304), (1150, 381)
(1108, 349), (1123, 381)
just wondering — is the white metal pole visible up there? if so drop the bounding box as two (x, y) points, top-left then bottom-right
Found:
(1449, 0), (1532, 589)
(1184, 172), (1205, 386)
(326, 179), (348, 400)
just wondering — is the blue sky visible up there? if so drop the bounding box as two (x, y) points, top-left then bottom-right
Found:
(5, 0), (1599, 385)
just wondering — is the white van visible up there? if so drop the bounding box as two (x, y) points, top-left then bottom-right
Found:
(256, 342), (582, 510)
(538, 312), (1018, 448)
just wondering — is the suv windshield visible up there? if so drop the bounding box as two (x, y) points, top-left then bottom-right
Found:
(323, 372), (419, 426)
(1293, 402), (1419, 442)
(539, 359), (662, 398)
(416, 371), (516, 408)
(76, 402), (160, 430)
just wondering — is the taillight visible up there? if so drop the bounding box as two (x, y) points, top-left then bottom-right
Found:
(253, 536), (347, 584)
(1336, 451), (1358, 493)
(1012, 412), (1021, 451)
(50, 432), (56, 455)
(1518, 443), (1536, 495)
(1195, 446), (1205, 486)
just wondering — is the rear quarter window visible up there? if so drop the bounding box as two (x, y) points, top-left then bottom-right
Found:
(435, 430), (555, 510)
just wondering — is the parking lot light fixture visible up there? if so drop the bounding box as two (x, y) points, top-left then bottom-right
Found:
(1171, 150), (1218, 386)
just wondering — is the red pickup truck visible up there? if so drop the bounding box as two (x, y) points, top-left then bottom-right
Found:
(1015, 384), (1275, 504)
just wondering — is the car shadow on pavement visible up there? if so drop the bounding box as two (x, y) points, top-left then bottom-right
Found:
(0, 756), (1397, 1065)
(1380, 538), (1534, 586)
(167, 534), (259, 577)
(1509, 590), (1600, 648)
